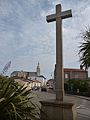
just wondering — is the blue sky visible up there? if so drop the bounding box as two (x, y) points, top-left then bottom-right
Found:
(0, 0), (90, 79)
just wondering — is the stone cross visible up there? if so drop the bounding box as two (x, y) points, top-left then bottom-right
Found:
(46, 4), (72, 101)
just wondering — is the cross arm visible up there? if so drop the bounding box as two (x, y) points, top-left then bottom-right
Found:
(46, 10), (72, 23)
(61, 10), (72, 19)
(46, 14), (56, 22)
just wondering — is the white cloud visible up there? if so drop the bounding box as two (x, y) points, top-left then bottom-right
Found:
(0, 0), (90, 78)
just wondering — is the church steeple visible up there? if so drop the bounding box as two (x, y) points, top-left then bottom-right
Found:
(36, 62), (40, 76)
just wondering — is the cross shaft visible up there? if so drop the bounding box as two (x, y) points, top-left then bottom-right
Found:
(46, 4), (72, 101)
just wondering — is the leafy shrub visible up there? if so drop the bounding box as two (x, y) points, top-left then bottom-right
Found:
(0, 75), (40, 120)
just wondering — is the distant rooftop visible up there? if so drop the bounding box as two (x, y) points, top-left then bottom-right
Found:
(64, 68), (87, 72)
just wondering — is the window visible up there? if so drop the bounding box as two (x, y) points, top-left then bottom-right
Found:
(65, 74), (68, 78)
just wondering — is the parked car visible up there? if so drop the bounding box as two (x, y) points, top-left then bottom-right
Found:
(41, 87), (47, 92)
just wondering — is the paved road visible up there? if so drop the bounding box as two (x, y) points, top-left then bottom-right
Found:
(31, 91), (90, 120)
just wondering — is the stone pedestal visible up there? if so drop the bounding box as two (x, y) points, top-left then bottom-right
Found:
(40, 99), (77, 120)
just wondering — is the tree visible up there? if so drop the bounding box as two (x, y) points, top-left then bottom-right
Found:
(79, 28), (90, 69)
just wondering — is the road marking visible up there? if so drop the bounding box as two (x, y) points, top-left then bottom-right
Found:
(78, 113), (90, 118)
(77, 105), (84, 109)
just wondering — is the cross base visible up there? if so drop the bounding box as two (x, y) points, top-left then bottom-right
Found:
(40, 99), (77, 120)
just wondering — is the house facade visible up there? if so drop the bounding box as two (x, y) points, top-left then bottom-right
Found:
(54, 65), (88, 81)
(14, 78), (42, 90)
(46, 79), (54, 88)
(64, 68), (88, 80)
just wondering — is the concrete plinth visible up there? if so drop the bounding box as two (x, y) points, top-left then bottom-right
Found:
(40, 99), (77, 120)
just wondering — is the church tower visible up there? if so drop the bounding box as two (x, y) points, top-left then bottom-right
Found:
(36, 62), (40, 76)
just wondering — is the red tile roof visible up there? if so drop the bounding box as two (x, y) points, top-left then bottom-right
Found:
(32, 80), (41, 83)
(64, 68), (87, 72)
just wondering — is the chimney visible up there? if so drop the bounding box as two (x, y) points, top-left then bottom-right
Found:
(80, 65), (83, 69)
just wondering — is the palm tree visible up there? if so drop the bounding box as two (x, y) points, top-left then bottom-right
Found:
(79, 28), (90, 70)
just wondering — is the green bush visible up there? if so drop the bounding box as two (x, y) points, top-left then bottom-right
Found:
(0, 75), (40, 120)
(65, 79), (89, 92)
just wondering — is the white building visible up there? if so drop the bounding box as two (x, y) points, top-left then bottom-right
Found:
(11, 63), (46, 87)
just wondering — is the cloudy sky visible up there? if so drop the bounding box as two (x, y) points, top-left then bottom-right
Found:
(0, 0), (90, 78)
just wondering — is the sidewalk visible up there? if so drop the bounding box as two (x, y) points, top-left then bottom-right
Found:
(66, 94), (90, 101)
